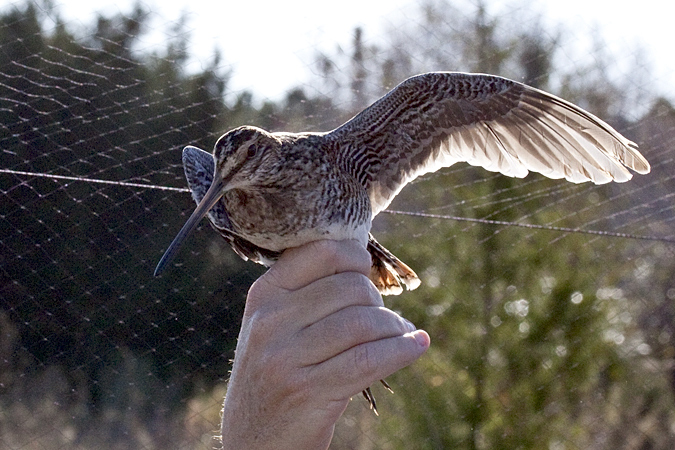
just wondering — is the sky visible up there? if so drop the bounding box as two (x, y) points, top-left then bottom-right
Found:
(25, 0), (675, 102)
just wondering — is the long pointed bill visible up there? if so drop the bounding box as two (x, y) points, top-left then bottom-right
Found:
(154, 176), (226, 276)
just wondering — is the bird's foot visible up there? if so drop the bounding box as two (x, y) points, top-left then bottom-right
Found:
(361, 379), (394, 415)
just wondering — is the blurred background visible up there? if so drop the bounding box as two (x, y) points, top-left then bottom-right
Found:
(1, 0), (674, 449)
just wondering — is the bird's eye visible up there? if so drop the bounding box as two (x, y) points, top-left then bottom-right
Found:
(246, 145), (259, 158)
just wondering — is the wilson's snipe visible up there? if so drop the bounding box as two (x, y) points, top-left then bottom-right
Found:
(155, 72), (650, 413)
(155, 72), (649, 293)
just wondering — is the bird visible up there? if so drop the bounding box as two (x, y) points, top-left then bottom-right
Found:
(154, 71), (650, 412)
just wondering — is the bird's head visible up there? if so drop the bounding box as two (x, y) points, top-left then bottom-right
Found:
(213, 125), (281, 190)
(154, 125), (280, 276)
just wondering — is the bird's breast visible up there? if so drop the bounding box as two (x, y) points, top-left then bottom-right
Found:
(221, 177), (371, 252)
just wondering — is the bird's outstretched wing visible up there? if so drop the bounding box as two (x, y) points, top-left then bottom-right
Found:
(326, 72), (650, 215)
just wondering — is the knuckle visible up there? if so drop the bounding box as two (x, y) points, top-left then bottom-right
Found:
(311, 239), (371, 276)
(352, 343), (379, 379)
(241, 305), (286, 351)
(347, 307), (378, 340)
(259, 262), (288, 291)
(308, 239), (342, 266)
(344, 274), (383, 306)
(245, 276), (288, 318)
(245, 277), (268, 312)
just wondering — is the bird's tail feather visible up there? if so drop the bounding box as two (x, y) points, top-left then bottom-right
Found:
(367, 234), (421, 295)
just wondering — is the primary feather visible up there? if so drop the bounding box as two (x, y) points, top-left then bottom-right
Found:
(327, 72), (649, 215)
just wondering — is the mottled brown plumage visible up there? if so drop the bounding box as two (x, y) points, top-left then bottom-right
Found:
(155, 72), (649, 294)
(155, 71), (650, 413)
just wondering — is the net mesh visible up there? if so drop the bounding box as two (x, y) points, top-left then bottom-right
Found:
(1, 1), (674, 449)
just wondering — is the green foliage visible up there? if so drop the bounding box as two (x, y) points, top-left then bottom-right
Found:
(367, 167), (674, 448)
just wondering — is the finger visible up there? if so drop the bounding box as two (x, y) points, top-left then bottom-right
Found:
(281, 270), (383, 325)
(258, 239), (371, 293)
(311, 330), (431, 401)
(242, 271), (384, 346)
(296, 305), (417, 365)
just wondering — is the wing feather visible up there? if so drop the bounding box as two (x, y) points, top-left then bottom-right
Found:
(326, 72), (650, 215)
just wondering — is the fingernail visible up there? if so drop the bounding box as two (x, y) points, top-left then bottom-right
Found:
(414, 330), (430, 348)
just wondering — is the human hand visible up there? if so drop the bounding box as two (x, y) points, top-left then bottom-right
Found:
(220, 239), (430, 450)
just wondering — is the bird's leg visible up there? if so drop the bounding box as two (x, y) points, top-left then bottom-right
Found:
(361, 379), (394, 415)
(362, 387), (379, 416)
(380, 378), (394, 393)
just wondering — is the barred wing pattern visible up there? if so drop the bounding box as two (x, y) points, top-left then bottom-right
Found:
(327, 72), (650, 216)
